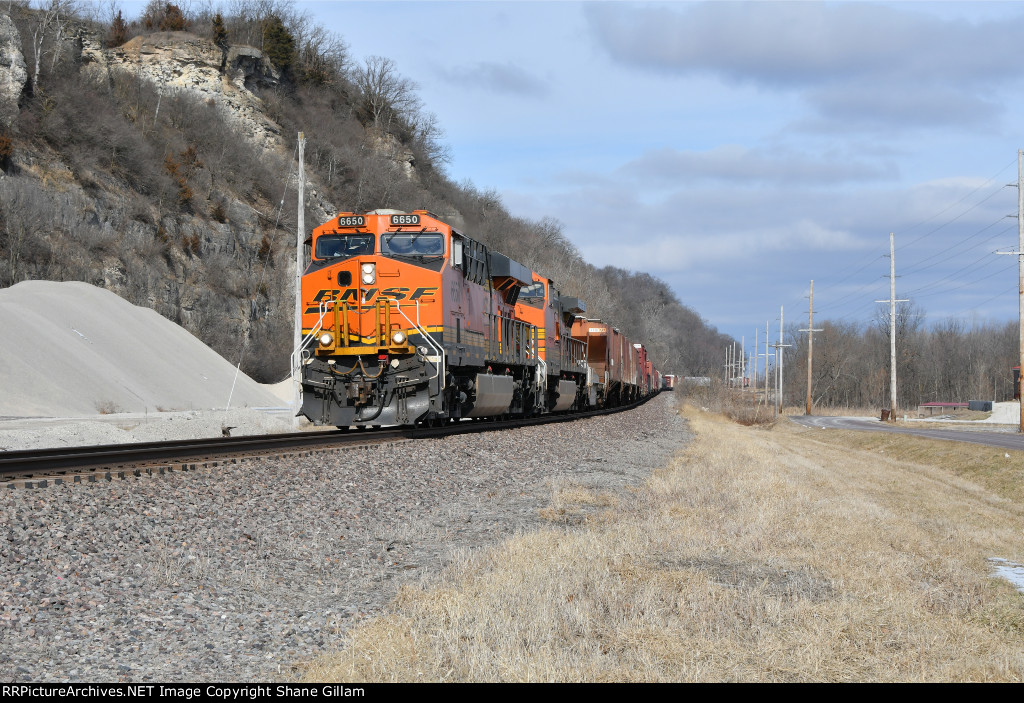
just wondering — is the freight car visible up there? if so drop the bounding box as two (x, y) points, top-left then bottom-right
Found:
(296, 210), (662, 427)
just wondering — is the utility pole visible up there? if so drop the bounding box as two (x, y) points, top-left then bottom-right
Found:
(800, 280), (823, 415)
(730, 342), (735, 387)
(293, 132), (306, 428)
(771, 306), (792, 416)
(753, 328), (759, 401)
(741, 336), (746, 391)
(733, 341), (738, 387)
(766, 350), (775, 416)
(1018, 150), (1023, 433)
(876, 233), (909, 422)
(997, 149), (1024, 433)
(764, 320), (770, 407)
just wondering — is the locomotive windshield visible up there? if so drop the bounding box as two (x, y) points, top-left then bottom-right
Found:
(381, 233), (445, 257)
(519, 281), (545, 309)
(315, 234), (374, 260)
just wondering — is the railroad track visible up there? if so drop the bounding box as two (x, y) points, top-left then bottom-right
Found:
(1, 397), (654, 488)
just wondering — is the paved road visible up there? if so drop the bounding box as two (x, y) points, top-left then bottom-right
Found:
(789, 415), (1024, 452)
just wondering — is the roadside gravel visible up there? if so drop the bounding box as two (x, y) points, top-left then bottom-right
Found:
(0, 393), (688, 682)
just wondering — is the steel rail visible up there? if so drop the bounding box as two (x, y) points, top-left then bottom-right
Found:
(1, 393), (658, 482)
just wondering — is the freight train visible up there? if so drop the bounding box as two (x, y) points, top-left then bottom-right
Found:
(295, 209), (662, 428)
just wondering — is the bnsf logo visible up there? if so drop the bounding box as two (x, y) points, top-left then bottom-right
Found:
(305, 287), (438, 314)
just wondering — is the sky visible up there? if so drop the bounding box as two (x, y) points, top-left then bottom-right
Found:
(138, 1), (1024, 352)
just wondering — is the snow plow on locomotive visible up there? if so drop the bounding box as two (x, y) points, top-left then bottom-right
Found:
(296, 210), (662, 428)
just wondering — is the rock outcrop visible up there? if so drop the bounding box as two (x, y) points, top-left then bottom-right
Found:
(85, 31), (285, 152)
(0, 11), (27, 128)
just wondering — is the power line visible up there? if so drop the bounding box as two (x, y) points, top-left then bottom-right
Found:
(813, 157), (1017, 302)
(901, 218), (1013, 276)
(904, 247), (1014, 298)
(894, 156), (1018, 251)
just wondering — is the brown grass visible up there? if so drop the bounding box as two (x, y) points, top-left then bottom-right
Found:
(95, 399), (122, 415)
(786, 421), (1024, 506)
(302, 405), (1024, 682)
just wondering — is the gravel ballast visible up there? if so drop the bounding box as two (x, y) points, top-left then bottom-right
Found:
(0, 394), (689, 682)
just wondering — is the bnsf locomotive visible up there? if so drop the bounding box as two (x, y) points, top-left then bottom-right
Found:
(296, 210), (661, 427)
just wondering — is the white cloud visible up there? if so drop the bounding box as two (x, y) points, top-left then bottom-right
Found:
(585, 2), (1024, 131)
(618, 145), (898, 185)
(434, 61), (549, 97)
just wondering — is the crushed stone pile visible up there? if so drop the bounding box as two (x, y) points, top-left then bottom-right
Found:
(980, 401), (1020, 424)
(0, 280), (287, 418)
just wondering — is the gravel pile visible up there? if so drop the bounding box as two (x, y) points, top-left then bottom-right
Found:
(0, 394), (688, 682)
(0, 408), (297, 452)
(0, 280), (283, 417)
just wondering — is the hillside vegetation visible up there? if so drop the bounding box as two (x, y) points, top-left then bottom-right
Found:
(0, 0), (733, 382)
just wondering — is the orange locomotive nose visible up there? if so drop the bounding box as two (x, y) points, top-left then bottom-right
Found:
(298, 211), (448, 426)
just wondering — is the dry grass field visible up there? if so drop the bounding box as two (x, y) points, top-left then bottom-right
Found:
(302, 404), (1024, 682)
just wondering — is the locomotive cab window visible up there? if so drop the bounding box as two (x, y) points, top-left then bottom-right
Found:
(519, 281), (545, 309)
(381, 233), (445, 257)
(315, 234), (374, 260)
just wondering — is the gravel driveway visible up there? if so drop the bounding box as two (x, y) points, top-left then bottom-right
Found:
(0, 394), (688, 682)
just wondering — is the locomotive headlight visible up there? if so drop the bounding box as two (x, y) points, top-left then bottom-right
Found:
(361, 262), (375, 284)
(392, 330), (407, 345)
(318, 332), (334, 347)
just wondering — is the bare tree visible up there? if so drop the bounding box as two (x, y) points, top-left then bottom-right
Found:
(354, 56), (420, 133)
(27, 0), (78, 89)
(292, 21), (348, 85)
(225, 0), (296, 49)
(0, 178), (49, 285)
(407, 110), (451, 167)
